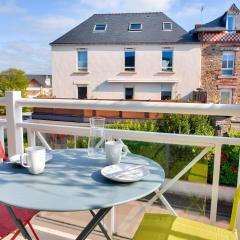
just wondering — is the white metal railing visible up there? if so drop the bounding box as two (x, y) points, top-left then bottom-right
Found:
(0, 91), (240, 234)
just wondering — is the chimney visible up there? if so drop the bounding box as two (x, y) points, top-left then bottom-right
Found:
(195, 24), (203, 29)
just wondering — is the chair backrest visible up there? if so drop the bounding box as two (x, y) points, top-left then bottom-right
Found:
(0, 141), (6, 161)
(229, 187), (240, 231)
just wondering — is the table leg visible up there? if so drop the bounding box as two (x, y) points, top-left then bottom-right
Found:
(76, 207), (112, 240)
(90, 210), (112, 240)
(5, 205), (32, 240)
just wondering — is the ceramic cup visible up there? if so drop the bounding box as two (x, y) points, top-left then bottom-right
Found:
(105, 140), (128, 165)
(20, 146), (46, 175)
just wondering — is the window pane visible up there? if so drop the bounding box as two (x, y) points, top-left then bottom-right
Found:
(94, 24), (106, 31)
(222, 60), (228, 69)
(125, 50), (135, 70)
(220, 91), (231, 104)
(129, 23), (142, 31)
(222, 69), (233, 76)
(227, 15), (235, 32)
(163, 22), (172, 30)
(161, 91), (172, 100)
(228, 60), (234, 68)
(162, 50), (173, 71)
(125, 88), (134, 99)
(78, 87), (87, 99)
(78, 51), (87, 70)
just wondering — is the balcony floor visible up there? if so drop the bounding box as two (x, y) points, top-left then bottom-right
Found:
(6, 199), (230, 240)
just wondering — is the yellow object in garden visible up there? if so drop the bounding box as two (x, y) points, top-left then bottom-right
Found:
(133, 187), (240, 240)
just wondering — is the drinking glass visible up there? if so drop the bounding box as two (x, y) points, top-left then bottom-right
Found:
(88, 117), (105, 158)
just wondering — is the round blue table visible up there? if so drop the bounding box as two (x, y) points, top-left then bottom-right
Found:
(0, 149), (165, 240)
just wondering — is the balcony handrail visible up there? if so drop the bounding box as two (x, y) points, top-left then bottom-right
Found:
(2, 91), (240, 231)
(17, 98), (240, 116)
(20, 121), (240, 146)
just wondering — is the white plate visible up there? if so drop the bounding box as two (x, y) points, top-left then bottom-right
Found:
(101, 163), (150, 183)
(9, 153), (53, 165)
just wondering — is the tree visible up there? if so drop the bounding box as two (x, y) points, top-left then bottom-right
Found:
(0, 68), (29, 97)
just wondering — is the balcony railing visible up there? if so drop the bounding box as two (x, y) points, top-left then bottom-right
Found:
(0, 91), (240, 236)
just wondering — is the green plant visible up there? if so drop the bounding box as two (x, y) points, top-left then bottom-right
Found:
(208, 129), (240, 186)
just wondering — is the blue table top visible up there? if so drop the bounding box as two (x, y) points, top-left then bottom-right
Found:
(0, 149), (165, 212)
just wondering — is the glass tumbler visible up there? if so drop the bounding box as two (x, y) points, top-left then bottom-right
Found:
(88, 117), (105, 158)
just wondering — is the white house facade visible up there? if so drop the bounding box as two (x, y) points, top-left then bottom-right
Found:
(51, 13), (201, 101)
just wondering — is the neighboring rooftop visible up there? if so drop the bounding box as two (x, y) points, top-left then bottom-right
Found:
(27, 74), (52, 87)
(51, 12), (198, 45)
(195, 3), (240, 32)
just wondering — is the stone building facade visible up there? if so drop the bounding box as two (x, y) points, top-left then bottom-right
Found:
(195, 4), (240, 104)
(201, 42), (240, 103)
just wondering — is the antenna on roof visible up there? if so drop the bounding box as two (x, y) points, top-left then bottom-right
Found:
(201, 5), (205, 23)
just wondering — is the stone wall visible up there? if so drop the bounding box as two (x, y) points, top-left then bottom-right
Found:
(201, 43), (240, 103)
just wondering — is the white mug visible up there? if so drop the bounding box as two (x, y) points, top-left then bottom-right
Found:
(20, 146), (46, 175)
(105, 140), (128, 165)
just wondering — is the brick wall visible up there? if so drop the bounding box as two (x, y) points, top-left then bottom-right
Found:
(201, 43), (240, 103)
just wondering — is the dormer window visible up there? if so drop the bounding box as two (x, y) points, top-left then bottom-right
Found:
(163, 22), (172, 31)
(93, 24), (107, 32)
(129, 23), (142, 31)
(226, 15), (235, 32)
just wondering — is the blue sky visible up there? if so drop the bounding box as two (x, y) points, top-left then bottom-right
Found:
(0, 0), (238, 74)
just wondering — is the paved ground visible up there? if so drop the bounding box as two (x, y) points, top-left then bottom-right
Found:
(6, 199), (230, 240)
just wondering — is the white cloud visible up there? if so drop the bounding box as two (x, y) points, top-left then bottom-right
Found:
(0, 41), (51, 74)
(0, 0), (24, 13)
(25, 15), (80, 32)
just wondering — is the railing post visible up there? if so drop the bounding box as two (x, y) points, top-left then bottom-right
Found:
(210, 144), (222, 224)
(27, 128), (36, 147)
(6, 91), (23, 157)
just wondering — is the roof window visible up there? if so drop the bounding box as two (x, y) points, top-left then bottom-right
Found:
(93, 24), (107, 32)
(129, 23), (142, 31)
(163, 22), (172, 31)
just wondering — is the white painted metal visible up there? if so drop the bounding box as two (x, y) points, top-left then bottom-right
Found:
(19, 122), (240, 146)
(158, 193), (178, 216)
(2, 92), (240, 228)
(17, 98), (240, 116)
(36, 132), (52, 150)
(210, 144), (222, 224)
(5, 92), (24, 156)
(110, 207), (116, 235)
(120, 147), (211, 231)
(159, 147), (212, 195)
(27, 128), (36, 147)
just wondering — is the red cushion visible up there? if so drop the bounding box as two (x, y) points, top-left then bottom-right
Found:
(0, 204), (38, 238)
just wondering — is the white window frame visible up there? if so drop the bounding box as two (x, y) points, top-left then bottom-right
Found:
(93, 24), (107, 32)
(162, 22), (173, 31)
(77, 49), (88, 72)
(162, 48), (173, 72)
(222, 51), (235, 76)
(226, 15), (235, 33)
(128, 23), (142, 32)
(220, 89), (232, 104)
(124, 48), (135, 71)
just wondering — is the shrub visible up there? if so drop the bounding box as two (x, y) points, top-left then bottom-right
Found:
(208, 129), (240, 186)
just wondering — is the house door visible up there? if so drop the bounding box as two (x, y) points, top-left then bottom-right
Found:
(78, 87), (87, 99)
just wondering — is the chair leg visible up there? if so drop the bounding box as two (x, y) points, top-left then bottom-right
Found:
(27, 221), (40, 240)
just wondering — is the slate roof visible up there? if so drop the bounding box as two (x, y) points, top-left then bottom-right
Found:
(50, 12), (198, 45)
(27, 75), (52, 87)
(195, 3), (240, 32)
